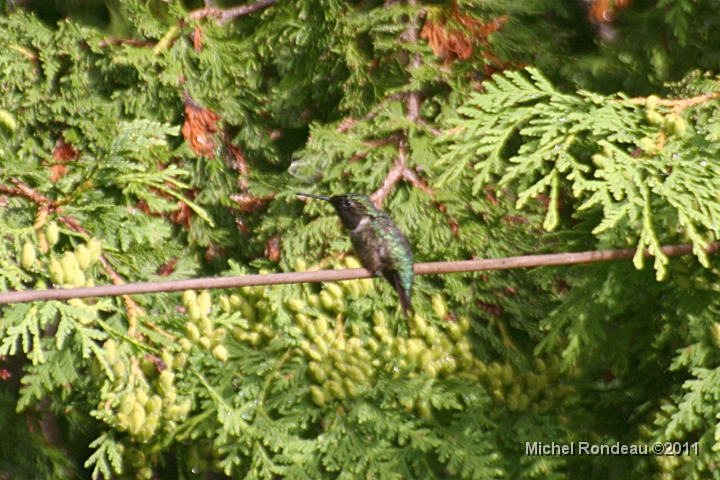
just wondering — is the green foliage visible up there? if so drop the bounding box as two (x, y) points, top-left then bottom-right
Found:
(440, 68), (720, 280)
(2, 0), (720, 479)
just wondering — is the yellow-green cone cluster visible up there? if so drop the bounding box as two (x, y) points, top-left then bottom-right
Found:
(474, 356), (575, 413)
(125, 448), (154, 480)
(181, 290), (229, 362)
(45, 221), (60, 247)
(285, 285), (574, 418)
(373, 308), (469, 381)
(17, 223), (101, 289)
(102, 339), (193, 444)
(638, 409), (698, 477)
(295, 302), (474, 414)
(0, 109), (16, 132)
(288, 257), (374, 316)
(221, 285), (277, 347)
(47, 238), (101, 288)
(637, 95), (687, 155)
(301, 315), (374, 405)
(21, 241), (36, 269)
(644, 95), (687, 139)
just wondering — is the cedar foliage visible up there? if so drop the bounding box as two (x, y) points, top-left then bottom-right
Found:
(1, 0), (720, 479)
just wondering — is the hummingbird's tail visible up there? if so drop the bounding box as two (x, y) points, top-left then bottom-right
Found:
(391, 271), (413, 318)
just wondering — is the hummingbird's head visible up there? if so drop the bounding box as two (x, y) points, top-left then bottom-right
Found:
(299, 193), (373, 230)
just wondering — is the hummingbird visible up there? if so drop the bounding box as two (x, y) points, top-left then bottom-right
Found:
(299, 193), (414, 317)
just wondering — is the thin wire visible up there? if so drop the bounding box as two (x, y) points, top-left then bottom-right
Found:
(0, 242), (715, 305)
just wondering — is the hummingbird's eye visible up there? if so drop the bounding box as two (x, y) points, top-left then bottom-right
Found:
(343, 199), (351, 207)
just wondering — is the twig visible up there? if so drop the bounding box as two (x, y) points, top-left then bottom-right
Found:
(0, 184), (24, 198)
(188, 0), (277, 25)
(369, 0), (432, 207)
(0, 242), (715, 305)
(97, 38), (157, 48)
(371, 150), (406, 206)
(417, 119), (442, 136)
(404, 0), (423, 123)
(335, 93), (407, 134)
(370, 139), (433, 206)
(625, 92), (720, 114)
(9, 179), (57, 209)
(97, 0), (276, 51)
(349, 136), (401, 163)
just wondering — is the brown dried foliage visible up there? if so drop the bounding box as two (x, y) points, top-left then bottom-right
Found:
(589, 0), (633, 23)
(182, 97), (221, 158)
(477, 300), (504, 317)
(264, 236), (282, 262)
(49, 137), (78, 182)
(143, 353), (168, 372)
(136, 181), (194, 230)
(236, 218), (250, 235)
(230, 193), (271, 214)
(157, 257), (179, 276)
(226, 141), (250, 178)
(204, 242), (226, 262)
(224, 139), (270, 233)
(169, 199), (193, 230)
(420, 5), (506, 64)
(192, 27), (204, 52)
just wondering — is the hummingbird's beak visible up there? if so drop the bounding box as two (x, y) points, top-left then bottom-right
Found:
(298, 193), (331, 201)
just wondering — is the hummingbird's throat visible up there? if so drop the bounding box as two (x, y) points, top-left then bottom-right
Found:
(351, 217), (370, 234)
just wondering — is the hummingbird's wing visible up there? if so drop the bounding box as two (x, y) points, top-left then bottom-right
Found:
(374, 214), (414, 318)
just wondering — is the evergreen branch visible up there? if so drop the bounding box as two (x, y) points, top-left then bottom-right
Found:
(335, 93), (407, 133)
(95, 318), (159, 354)
(152, 25), (181, 56)
(53, 178), (96, 209)
(258, 348), (296, 408)
(0, 178), (150, 320)
(359, 136), (400, 156)
(0, 242), (716, 304)
(9, 44), (38, 62)
(172, 409), (214, 442)
(188, 0), (277, 25)
(402, 0), (423, 123)
(367, 4), (434, 207)
(189, 367), (257, 436)
(96, 0), (278, 54)
(85, 432), (125, 478)
(417, 119), (442, 136)
(117, 168), (214, 226)
(140, 319), (178, 342)
(56, 215), (147, 321)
